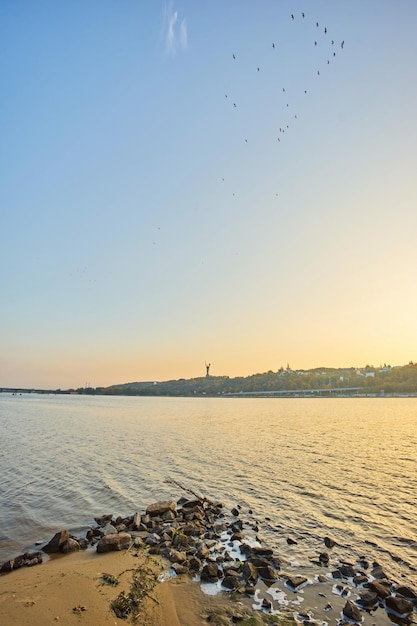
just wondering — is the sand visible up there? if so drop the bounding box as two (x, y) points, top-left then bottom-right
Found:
(0, 549), (259, 626)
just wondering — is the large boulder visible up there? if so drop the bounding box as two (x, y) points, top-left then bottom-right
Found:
(146, 501), (176, 517)
(43, 530), (70, 554)
(96, 532), (132, 553)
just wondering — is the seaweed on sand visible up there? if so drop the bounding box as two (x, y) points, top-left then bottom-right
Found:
(110, 557), (159, 622)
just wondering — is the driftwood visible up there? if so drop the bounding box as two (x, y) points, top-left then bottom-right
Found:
(164, 477), (205, 502)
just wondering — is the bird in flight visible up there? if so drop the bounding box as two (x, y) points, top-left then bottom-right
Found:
(291, 14), (294, 20)
(233, 54), (236, 59)
(341, 40), (345, 49)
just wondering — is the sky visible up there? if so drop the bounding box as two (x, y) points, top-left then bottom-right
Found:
(1, 1), (417, 389)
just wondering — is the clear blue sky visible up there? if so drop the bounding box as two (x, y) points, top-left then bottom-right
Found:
(1, 1), (417, 389)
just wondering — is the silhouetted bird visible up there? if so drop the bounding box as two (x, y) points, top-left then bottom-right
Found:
(331, 40), (334, 45)
(324, 27), (327, 34)
(316, 22), (319, 27)
(317, 70), (320, 75)
(257, 67), (260, 71)
(291, 14), (294, 20)
(272, 42), (275, 48)
(283, 87), (285, 92)
(302, 12), (305, 18)
(341, 40), (345, 49)
(233, 54), (236, 59)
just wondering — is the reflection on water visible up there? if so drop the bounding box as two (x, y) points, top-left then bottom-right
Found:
(0, 394), (416, 587)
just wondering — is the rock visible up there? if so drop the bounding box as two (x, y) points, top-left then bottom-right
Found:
(286, 575), (308, 590)
(395, 586), (417, 604)
(342, 599), (363, 622)
(319, 552), (329, 565)
(222, 573), (241, 590)
(201, 562), (221, 582)
(61, 538), (81, 554)
(146, 501), (176, 517)
(94, 514), (113, 526)
(253, 546), (274, 557)
(367, 580), (391, 599)
(145, 533), (161, 546)
(197, 542), (210, 559)
(242, 561), (258, 583)
(189, 556), (202, 572)
(96, 532), (131, 553)
(385, 596), (414, 617)
(258, 566), (279, 582)
(102, 522), (116, 536)
(231, 507), (239, 516)
(339, 564), (356, 578)
(371, 563), (388, 579)
(0, 552), (42, 573)
(171, 563), (188, 575)
(324, 536), (336, 548)
(43, 530), (70, 554)
(287, 536), (298, 545)
(357, 591), (378, 609)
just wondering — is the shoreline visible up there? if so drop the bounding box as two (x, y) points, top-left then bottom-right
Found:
(1, 496), (416, 626)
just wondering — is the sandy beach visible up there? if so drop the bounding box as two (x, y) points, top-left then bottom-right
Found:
(0, 548), (266, 626)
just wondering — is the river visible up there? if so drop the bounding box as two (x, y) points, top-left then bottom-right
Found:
(0, 394), (416, 592)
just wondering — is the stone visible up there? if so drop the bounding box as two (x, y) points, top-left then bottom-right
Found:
(146, 501), (176, 517)
(342, 599), (363, 622)
(94, 514), (113, 526)
(201, 562), (221, 582)
(61, 538), (81, 554)
(339, 564), (356, 578)
(197, 542), (210, 559)
(145, 533), (161, 546)
(385, 596), (414, 616)
(222, 573), (241, 590)
(258, 566), (279, 582)
(286, 575), (308, 590)
(287, 536), (298, 545)
(0, 551), (42, 573)
(254, 546), (274, 557)
(357, 591), (378, 609)
(96, 532), (131, 553)
(102, 522), (116, 536)
(324, 536), (336, 548)
(367, 580), (391, 599)
(171, 563), (188, 575)
(242, 561), (258, 583)
(395, 586), (417, 604)
(43, 530), (70, 554)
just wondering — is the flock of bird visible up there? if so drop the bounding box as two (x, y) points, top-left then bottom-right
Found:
(224, 11), (345, 151)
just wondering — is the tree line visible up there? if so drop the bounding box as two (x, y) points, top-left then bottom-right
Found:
(76, 362), (417, 397)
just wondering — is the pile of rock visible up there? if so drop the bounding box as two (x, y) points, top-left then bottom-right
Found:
(1, 496), (417, 625)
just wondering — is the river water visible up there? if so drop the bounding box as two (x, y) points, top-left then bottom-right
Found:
(0, 394), (416, 593)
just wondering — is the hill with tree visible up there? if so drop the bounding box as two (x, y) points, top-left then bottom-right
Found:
(77, 362), (417, 397)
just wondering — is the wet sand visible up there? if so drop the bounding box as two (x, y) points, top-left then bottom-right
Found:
(0, 549), (257, 626)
